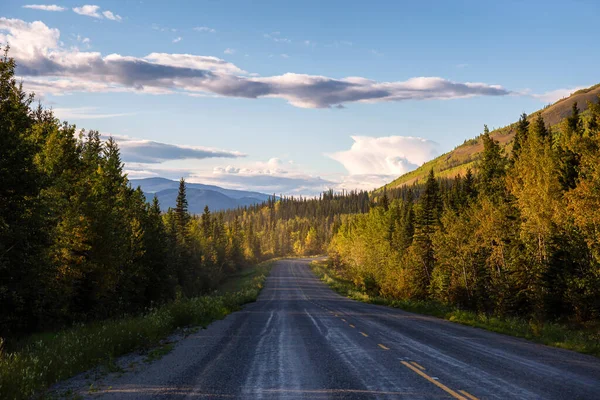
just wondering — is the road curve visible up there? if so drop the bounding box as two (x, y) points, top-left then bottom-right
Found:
(85, 259), (600, 399)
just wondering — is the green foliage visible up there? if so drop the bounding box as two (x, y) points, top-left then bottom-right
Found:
(311, 260), (600, 357)
(329, 101), (600, 329)
(0, 262), (272, 400)
(477, 125), (508, 200)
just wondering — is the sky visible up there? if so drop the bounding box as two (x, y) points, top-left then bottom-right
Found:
(2, 0), (599, 195)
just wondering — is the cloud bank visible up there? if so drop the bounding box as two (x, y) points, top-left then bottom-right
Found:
(1, 18), (512, 108)
(326, 135), (441, 190)
(23, 5), (66, 12)
(201, 158), (332, 194)
(532, 86), (589, 103)
(328, 136), (439, 176)
(102, 135), (246, 164)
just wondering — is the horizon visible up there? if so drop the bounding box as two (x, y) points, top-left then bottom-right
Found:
(2, 0), (599, 195)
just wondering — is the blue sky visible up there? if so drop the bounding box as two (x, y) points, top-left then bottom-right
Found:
(2, 0), (599, 194)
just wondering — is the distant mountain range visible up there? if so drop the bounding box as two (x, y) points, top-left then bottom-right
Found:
(129, 177), (273, 213)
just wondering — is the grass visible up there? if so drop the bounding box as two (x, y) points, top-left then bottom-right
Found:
(310, 260), (600, 358)
(144, 342), (174, 363)
(0, 261), (273, 400)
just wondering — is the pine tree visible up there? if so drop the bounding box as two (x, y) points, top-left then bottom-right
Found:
(530, 113), (549, 142)
(0, 46), (47, 334)
(478, 125), (507, 200)
(413, 169), (442, 291)
(463, 168), (476, 200)
(566, 102), (583, 136)
(175, 178), (190, 241)
(380, 187), (390, 211)
(512, 112), (530, 160)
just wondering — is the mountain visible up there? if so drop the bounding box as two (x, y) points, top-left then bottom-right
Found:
(383, 83), (600, 189)
(130, 177), (273, 212)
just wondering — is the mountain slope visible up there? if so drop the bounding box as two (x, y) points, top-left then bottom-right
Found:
(384, 83), (600, 188)
(130, 177), (273, 201)
(130, 178), (273, 212)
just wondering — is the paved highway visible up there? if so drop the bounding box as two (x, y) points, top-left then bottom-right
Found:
(87, 259), (600, 399)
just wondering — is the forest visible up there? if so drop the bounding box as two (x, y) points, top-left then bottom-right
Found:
(2, 44), (600, 343)
(329, 106), (600, 324)
(0, 47), (366, 338)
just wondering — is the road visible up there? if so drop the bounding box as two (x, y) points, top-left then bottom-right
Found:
(86, 259), (600, 399)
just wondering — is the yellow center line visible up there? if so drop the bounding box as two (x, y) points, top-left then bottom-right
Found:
(360, 332), (369, 337)
(378, 344), (390, 350)
(410, 361), (426, 370)
(459, 390), (480, 400)
(400, 361), (468, 400)
(349, 324), (355, 328)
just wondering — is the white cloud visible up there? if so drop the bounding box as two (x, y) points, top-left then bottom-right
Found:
(264, 32), (291, 43)
(1, 18), (513, 109)
(73, 5), (102, 18)
(328, 135), (440, 176)
(143, 53), (246, 74)
(102, 10), (122, 22)
(532, 86), (589, 103)
(280, 53), (290, 59)
(23, 4), (66, 11)
(72, 5), (122, 21)
(194, 26), (216, 33)
(53, 106), (132, 119)
(224, 48), (235, 55)
(99, 134), (245, 163)
(199, 157), (332, 194)
(75, 34), (91, 48)
(172, 36), (182, 43)
(334, 174), (398, 191)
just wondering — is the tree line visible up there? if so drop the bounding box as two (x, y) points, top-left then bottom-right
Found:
(329, 102), (600, 323)
(0, 48), (366, 338)
(3, 44), (599, 339)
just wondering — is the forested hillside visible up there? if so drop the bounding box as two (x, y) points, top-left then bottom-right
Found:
(330, 102), (600, 323)
(384, 83), (600, 187)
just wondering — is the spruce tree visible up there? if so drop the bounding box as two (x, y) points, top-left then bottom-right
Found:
(0, 46), (46, 334)
(512, 112), (529, 160)
(478, 125), (507, 200)
(175, 178), (190, 241)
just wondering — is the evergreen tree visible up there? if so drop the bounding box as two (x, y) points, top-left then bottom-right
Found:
(380, 187), (390, 211)
(175, 178), (190, 242)
(478, 125), (507, 200)
(0, 46), (46, 334)
(413, 169), (442, 291)
(512, 112), (530, 160)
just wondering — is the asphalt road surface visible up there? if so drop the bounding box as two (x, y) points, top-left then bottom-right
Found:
(89, 258), (600, 399)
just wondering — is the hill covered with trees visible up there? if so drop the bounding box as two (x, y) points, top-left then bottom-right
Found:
(383, 84), (600, 188)
(330, 99), (600, 324)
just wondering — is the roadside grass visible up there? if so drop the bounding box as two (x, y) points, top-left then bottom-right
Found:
(310, 260), (600, 357)
(0, 261), (273, 400)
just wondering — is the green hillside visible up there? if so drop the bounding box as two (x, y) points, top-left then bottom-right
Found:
(383, 83), (600, 188)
